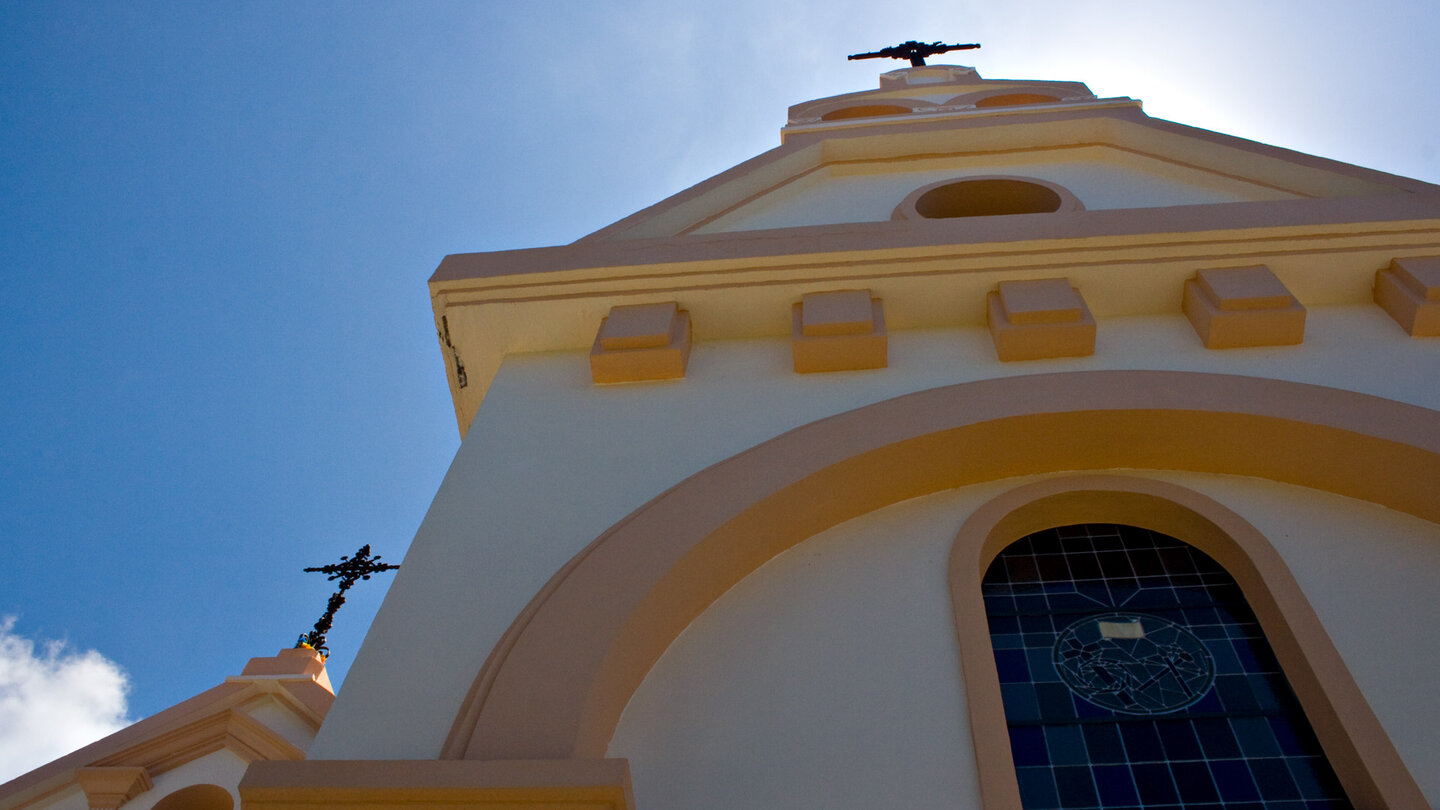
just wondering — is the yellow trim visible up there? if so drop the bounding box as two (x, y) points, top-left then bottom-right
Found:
(240, 760), (632, 810)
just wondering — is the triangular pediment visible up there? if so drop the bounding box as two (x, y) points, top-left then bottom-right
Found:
(580, 66), (1438, 243)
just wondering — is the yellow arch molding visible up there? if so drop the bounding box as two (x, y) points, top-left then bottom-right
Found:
(442, 370), (1437, 808)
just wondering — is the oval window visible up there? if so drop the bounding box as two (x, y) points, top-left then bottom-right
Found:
(975, 93), (1060, 108)
(912, 179), (1064, 219)
(820, 104), (911, 121)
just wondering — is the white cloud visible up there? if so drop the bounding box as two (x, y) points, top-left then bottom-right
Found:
(0, 617), (132, 784)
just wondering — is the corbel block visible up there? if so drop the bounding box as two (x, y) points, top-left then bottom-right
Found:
(590, 302), (691, 384)
(1374, 256), (1440, 336)
(77, 767), (153, 810)
(1183, 266), (1305, 349)
(791, 290), (887, 373)
(986, 278), (1095, 361)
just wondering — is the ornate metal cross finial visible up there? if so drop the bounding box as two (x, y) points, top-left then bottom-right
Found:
(848, 40), (981, 67)
(295, 544), (399, 658)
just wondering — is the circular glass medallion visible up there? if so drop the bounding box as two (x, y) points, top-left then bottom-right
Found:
(1052, 612), (1215, 715)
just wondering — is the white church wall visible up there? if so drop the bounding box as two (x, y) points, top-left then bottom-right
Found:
(693, 146), (1298, 233)
(116, 750), (247, 810)
(312, 304), (1439, 760)
(606, 486), (993, 810)
(604, 472), (1440, 810)
(239, 697), (319, 755)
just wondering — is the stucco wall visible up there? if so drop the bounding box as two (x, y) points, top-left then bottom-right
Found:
(604, 472), (1440, 809)
(117, 750), (246, 810)
(693, 146), (1298, 233)
(311, 304), (1438, 763)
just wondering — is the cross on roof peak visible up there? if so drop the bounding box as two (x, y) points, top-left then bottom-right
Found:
(848, 40), (981, 68)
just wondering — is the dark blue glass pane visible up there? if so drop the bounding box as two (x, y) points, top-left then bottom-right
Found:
(1073, 697), (1111, 719)
(1016, 595), (1050, 615)
(1193, 717), (1242, 758)
(1026, 647), (1057, 681)
(1016, 767), (1060, 809)
(1117, 721), (1162, 764)
(985, 594), (1015, 614)
(1187, 687), (1225, 714)
(1250, 757), (1302, 801)
(1020, 614), (1053, 634)
(1035, 683), (1076, 722)
(1233, 716), (1282, 758)
(1044, 725), (1088, 766)
(1169, 761), (1220, 803)
(1128, 548), (1165, 576)
(995, 649), (1030, 683)
(1053, 766), (1099, 808)
(988, 613), (1020, 634)
(1037, 554), (1071, 580)
(1082, 724), (1126, 764)
(1208, 639), (1244, 674)
(1215, 674), (1262, 714)
(1155, 720), (1203, 760)
(1002, 683), (1041, 723)
(1030, 532), (1064, 553)
(1093, 764), (1140, 805)
(1010, 725), (1049, 767)
(1131, 762), (1178, 804)
(1211, 759), (1262, 802)
(992, 632), (1025, 649)
(1068, 554), (1102, 580)
(1007, 555), (1040, 582)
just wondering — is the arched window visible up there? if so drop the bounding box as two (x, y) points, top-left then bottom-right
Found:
(983, 523), (1351, 809)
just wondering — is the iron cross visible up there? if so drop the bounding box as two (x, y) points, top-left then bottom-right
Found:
(848, 40), (981, 67)
(296, 544), (399, 657)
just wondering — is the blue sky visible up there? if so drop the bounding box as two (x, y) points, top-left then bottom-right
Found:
(2, 0), (1436, 779)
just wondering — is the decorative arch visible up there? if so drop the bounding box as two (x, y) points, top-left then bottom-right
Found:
(441, 370), (1439, 802)
(947, 476), (1426, 810)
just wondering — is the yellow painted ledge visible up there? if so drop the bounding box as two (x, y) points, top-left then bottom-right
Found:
(240, 760), (633, 810)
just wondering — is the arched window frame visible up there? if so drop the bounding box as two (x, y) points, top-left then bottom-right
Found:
(947, 475), (1425, 810)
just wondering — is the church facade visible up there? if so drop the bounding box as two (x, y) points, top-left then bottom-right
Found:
(9, 63), (1440, 810)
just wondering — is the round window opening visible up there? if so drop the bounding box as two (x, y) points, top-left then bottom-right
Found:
(912, 178), (1064, 219)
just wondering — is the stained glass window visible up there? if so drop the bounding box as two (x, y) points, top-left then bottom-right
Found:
(983, 523), (1352, 810)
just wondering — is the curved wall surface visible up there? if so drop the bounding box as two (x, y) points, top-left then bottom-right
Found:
(607, 473), (1440, 809)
